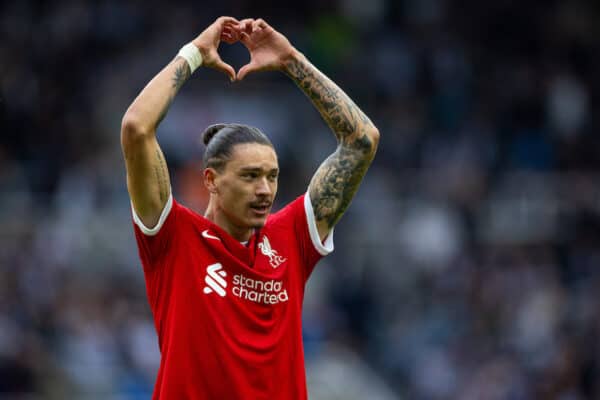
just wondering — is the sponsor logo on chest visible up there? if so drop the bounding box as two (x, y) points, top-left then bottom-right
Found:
(202, 262), (289, 305)
(203, 263), (227, 297)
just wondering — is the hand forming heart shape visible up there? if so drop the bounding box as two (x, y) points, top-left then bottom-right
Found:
(191, 17), (298, 82)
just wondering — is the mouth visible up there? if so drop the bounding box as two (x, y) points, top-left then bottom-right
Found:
(249, 202), (272, 216)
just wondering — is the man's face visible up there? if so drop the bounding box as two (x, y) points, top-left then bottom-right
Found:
(210, 143), (279, 230)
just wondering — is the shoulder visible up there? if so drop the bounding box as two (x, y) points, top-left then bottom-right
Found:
(267, 195), (306, 226)
(267, 193), (334, 257)
(132, 194), (210, 237)
(172, 199), (212, 233)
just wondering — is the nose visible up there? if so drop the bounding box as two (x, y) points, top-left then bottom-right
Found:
(255, 177), (272, 196)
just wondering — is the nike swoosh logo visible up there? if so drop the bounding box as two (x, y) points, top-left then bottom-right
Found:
(202, 230), (221, 241)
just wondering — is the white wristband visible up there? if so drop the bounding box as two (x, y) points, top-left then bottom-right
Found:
(177, 43), (203, 73)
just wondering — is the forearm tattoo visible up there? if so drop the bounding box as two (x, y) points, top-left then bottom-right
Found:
(172, 61), (191, 90)
(286, 57), (378, 228)
(156, 59), (191, 125)
(285, 58), (373, 142)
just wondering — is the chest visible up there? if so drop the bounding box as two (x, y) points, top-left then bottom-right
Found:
(173, 231), (302, 313)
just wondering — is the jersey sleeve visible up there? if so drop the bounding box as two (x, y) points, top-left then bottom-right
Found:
(270, 193), (334, 281)
(302, 193), (335, 257)
(131, 193), (181, 267)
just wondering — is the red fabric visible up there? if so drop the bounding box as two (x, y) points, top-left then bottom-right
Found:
(133, 195), (323, 400)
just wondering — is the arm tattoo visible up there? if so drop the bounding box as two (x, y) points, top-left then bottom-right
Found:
(172, 62), (191, 90)
(309, 135), (374, 227)
(154, 148), (169, 202)
(286, 56), (378, 228)
(285, 58), (373, 143)
(156, 60), (191, 125)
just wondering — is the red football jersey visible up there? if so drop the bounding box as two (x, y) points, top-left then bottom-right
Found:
(131, 193), (333, 400)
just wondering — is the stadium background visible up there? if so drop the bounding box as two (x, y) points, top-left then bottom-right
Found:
(3, 0), (600, 398)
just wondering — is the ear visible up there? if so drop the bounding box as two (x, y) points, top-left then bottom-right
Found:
(203, 168), (219, 194)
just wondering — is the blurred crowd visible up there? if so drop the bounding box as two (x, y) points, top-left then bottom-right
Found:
(3, 0), (600, 398)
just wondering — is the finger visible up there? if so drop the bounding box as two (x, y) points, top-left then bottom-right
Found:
(254, 18), (269, 29)
(251, 20), (263, 32)
(222, 20), (239, 36)
(238, 19), (254, 34)
(223, 25), (236, 33)
(223, 20), (239, 31)
(220, 33), (237, 45)
(239, 31), (251, 45)
(221, 31), (236, 41)
(213, 58), (236, 82)
(238, 18), (254, 25)
(217, 16), (240, 26)
(237, 61), (260, 81)
(222, 27), (239, 42)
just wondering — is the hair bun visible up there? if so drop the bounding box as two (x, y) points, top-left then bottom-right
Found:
(202, 124), (227, 146)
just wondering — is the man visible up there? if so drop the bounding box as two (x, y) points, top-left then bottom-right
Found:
(121, 16), (379, 399)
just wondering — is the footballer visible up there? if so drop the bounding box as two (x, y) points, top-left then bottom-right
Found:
(120, 16), (379, 399)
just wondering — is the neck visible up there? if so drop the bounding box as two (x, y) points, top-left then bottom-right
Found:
(204, 201), (253, 242)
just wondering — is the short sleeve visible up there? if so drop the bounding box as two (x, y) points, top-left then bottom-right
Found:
(303, 193), (334, 256)
(269, 193), (334, 280)
(131, 193), (181, 266)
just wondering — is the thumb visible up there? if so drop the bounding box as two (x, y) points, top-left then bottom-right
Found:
(237, 60), (260, 81)
(212, 57), (236, 82)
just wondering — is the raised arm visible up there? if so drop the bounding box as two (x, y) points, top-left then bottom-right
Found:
(236, 19), (379, 240)
(285, 54), (379, 239)
(121, 17), (238, 228)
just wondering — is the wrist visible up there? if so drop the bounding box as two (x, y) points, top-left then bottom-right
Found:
(281, 48), (303, 74)
(191, 39), (209, 58)
(178, 42), (203, 73)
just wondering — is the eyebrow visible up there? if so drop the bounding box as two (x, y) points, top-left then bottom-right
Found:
(239, 167), (279, 173)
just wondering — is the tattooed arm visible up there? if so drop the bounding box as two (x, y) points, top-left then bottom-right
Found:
(237, 19), (379, 240)
(285, 54), (379, 240)
(121, 17), (238, 228)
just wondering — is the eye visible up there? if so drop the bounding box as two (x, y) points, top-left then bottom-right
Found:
(268, 173), (278, 182)
(241, 172), (258, 180)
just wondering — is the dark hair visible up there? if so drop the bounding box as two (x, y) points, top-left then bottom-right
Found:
(202, 123), (274, 171)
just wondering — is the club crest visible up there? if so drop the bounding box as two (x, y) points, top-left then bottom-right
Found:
(258, 235), (286, 268)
